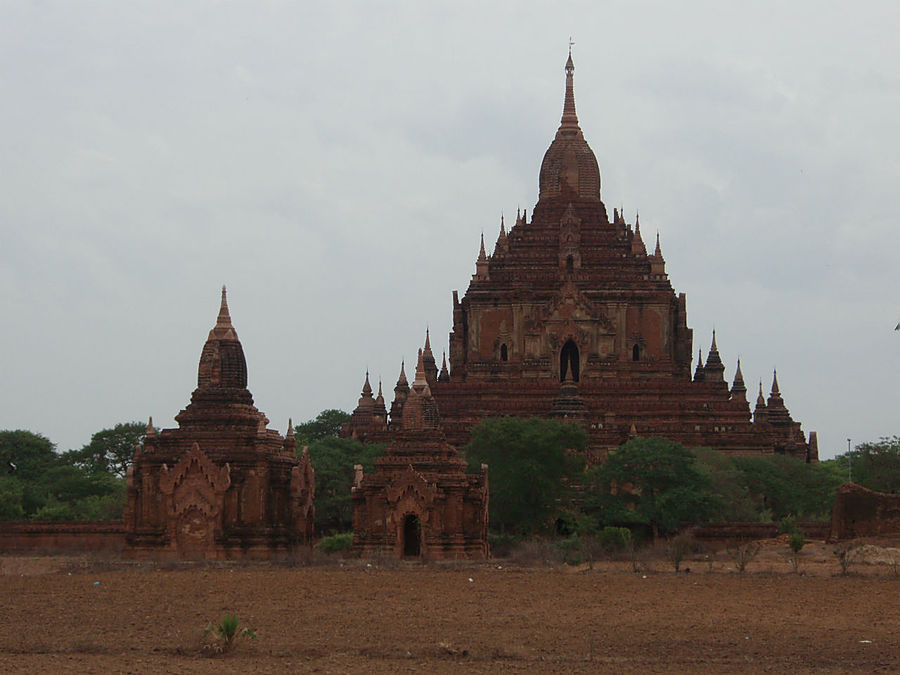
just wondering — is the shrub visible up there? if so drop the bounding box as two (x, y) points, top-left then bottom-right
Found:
(488, 533), (519, 558)
(316, 532), (354, 554)
(778, 515), (798, 536)
(788, 532), (805, 573)
(665, 533), (691, 572)
(834, 541), (862, 576)
(508, 539), (562, 566)
(727, 540), (760, 574)
(598, 526), (633, 553)
(202, 614), (256, 655)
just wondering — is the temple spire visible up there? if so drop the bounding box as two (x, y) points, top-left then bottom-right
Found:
(478, 233), (487, 261)
(362, 370), (372, 396)
(207, 285), (239, 342)
(438, 351), (450, 383)
(495, 212), (509, 254)
(286, 418), (294, 437)
(771, 369), (780, 395)
(731, 358), (747, 400)
(693, 349), (706, 382)
(396, 359), (408, 388)
(217, 285), (231, 327)
(704, 330), (725, 381)
(423, 328), (438, 384)
(654, 231), (662, 258)
(413, 348), (428, 389)
(561, 46), (579, 129)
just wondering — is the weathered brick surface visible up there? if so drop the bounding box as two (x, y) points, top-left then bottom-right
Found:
(351, 350), (488, 560)
(345, 53), (815, 463)
(123, 288), (315, 560)
(829, 482), (900, 540)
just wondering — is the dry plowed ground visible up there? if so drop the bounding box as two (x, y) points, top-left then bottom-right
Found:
(2, 542), (899, 673)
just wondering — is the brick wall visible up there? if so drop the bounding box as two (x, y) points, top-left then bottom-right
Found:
(0, 521), (125, 554)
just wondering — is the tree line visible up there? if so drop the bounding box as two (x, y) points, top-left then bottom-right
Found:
(2, 414), (898, 537)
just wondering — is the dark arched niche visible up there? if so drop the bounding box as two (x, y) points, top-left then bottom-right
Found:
(560, 339), (580, 382)
(403, 514), (421, 557)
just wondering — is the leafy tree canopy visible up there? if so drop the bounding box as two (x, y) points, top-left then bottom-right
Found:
(306, 436), (383, 535)
(62, 421), (145, 479)
(0, 430), (57, 482)
(294, 409), (351, 447)
(826, 436), (900, 494)
(732, 453), (841, 520)
(586, 437), (718, 536)
(464, 417), (586, 535)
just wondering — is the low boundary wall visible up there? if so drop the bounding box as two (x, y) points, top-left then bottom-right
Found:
(692, 521), (829, 541)
(0, 521), (126, 554)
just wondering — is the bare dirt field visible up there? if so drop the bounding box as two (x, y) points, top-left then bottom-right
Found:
(2, 541), (899, 673)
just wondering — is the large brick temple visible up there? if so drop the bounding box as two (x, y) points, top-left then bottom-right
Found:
(124, 288), (315, 559)
(344, 51), (817, 463)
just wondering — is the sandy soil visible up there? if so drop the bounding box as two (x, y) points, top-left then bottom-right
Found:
(2, 542), (899, 673)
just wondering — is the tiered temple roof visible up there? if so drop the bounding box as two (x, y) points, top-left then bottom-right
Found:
(344, 52), (815, 463)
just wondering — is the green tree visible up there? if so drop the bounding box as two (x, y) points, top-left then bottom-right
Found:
(63, 421), (145, 479)
(693, 448), (763, 521)
(829, 436), (900, 494)
(0, 430), (58, 483)
(732, 454), (841, 520)
(28, 466), (125, 520)
(586, 437), (717, 537)
(0, 476), (25, 520)
(306, 436), (382, 534)
(294, 410), (351, 446)
(464, 417), (586, 535)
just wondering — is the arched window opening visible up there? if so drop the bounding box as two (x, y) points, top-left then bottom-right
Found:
(560, 339), (580, 382)
(403, 514), (421, 557)
(500, 344), (508, 361)
(566, 255), (574, 273)
(632, 344), (640, 361)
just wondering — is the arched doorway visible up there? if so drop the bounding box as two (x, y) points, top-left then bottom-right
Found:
(500, 344), (508, 361)
(560, 339), (580, 382)
(402, 514), (421, 557)
(632, 344), (640, 361)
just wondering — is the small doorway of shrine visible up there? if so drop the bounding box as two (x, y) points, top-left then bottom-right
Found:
(402, 514), (421, 558)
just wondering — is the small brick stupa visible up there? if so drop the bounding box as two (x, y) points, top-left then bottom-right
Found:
(124, 288), (314, 559)
(351, 349), (489, 560)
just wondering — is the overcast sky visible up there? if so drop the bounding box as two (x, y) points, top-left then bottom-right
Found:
(2, 1), (898, 460)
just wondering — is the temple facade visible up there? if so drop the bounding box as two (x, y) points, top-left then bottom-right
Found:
(124, 288), (315, 559)
(344, 52), (816, 463)
(351, 350), (489, 559)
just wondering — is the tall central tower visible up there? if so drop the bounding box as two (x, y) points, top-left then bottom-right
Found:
(345, 53), (815, 462)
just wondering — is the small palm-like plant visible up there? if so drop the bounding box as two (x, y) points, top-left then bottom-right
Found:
(203, 614), (257, 655)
